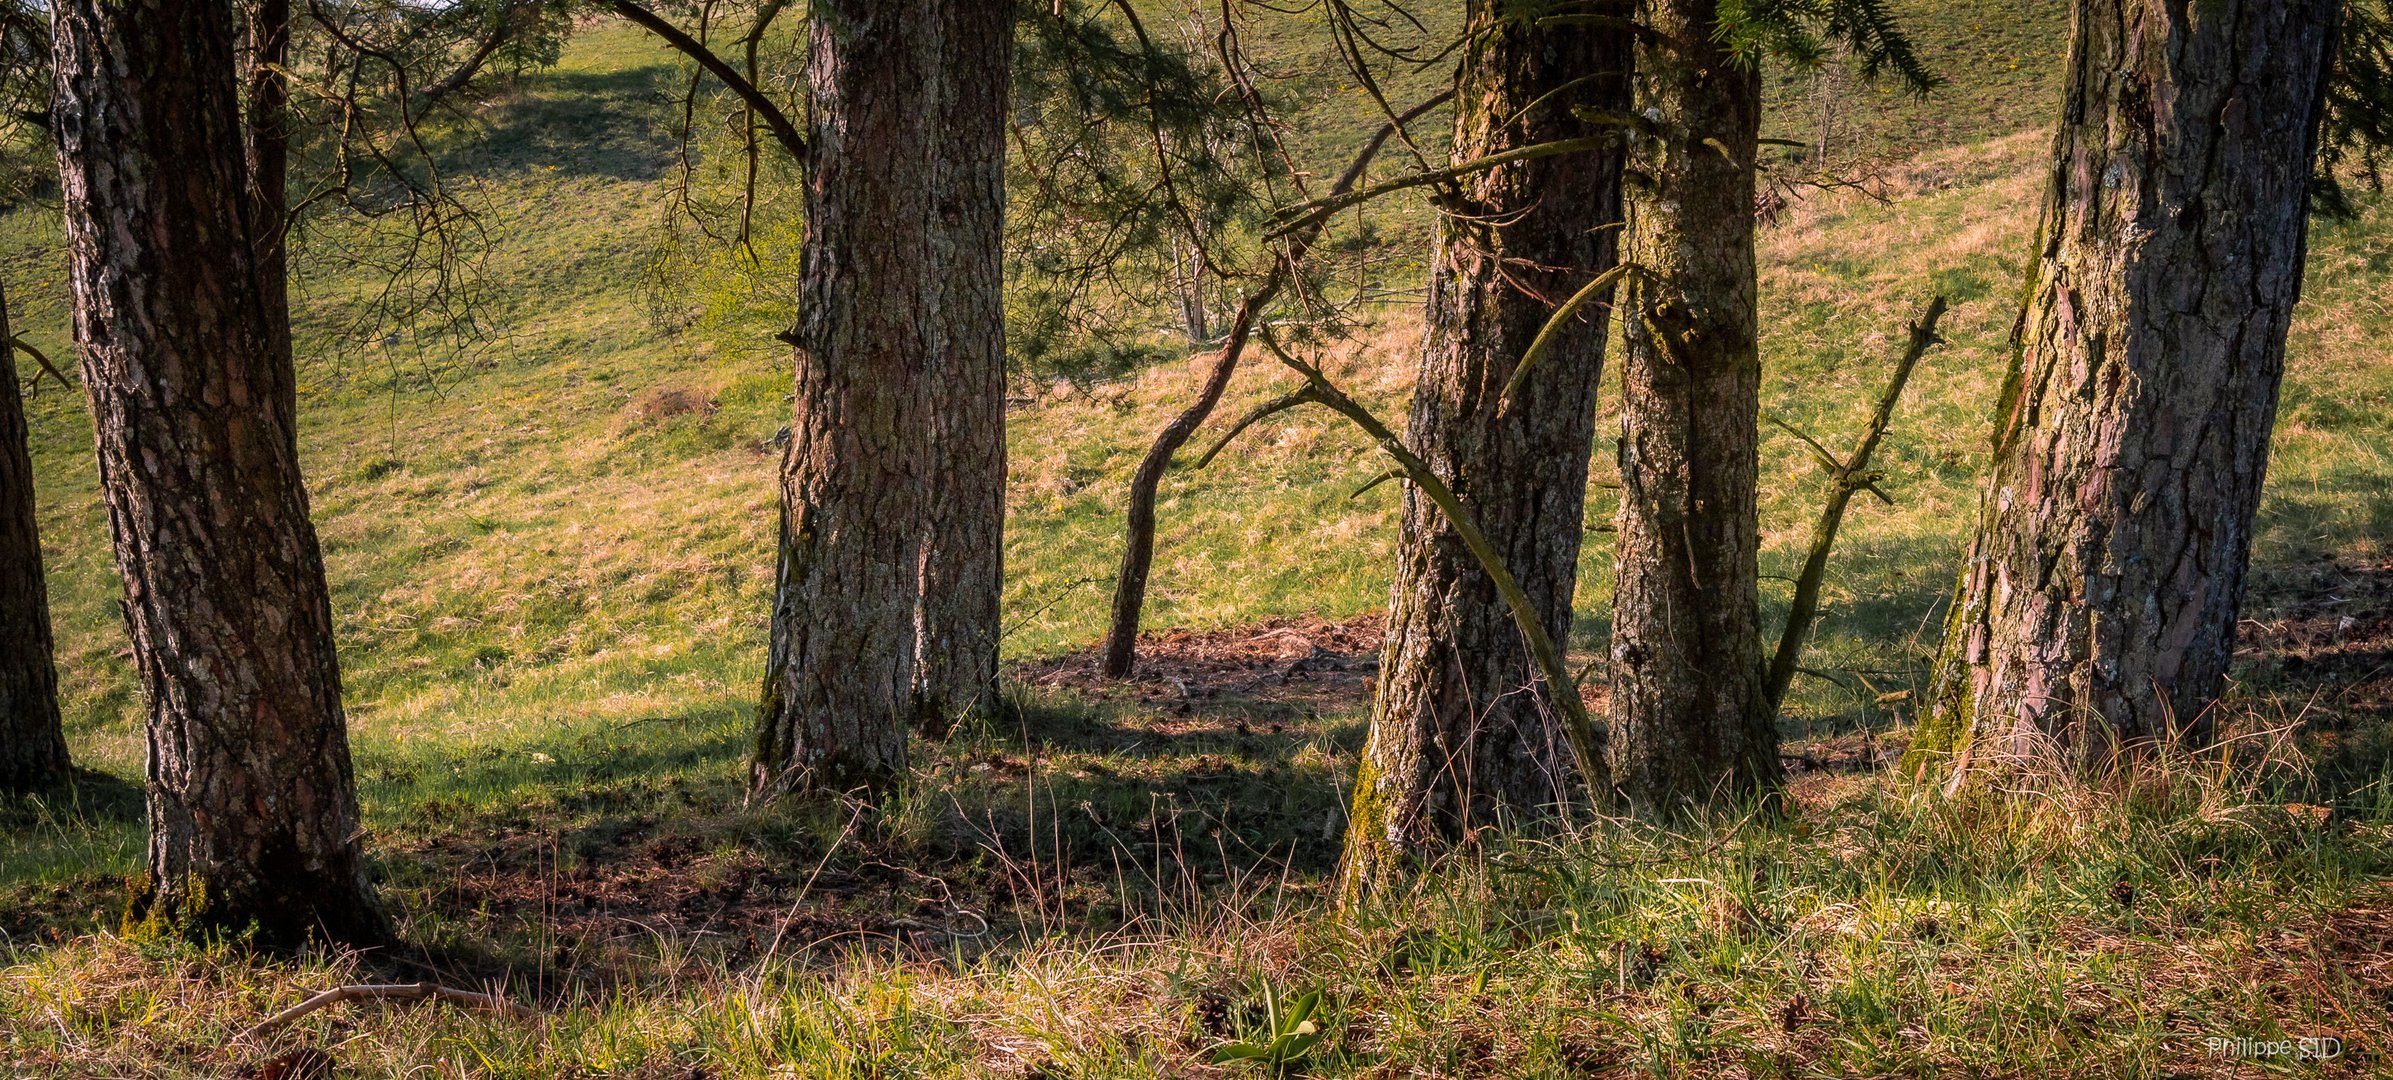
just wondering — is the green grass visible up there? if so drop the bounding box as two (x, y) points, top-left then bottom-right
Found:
(6, 6), (2393, 1076)
(7, 750), (2387, 1077)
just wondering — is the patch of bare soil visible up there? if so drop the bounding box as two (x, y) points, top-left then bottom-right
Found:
(1017, 613), (1385, 718)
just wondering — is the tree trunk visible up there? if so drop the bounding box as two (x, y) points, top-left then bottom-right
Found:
(1097, 310), (1259, 680)
(911, 0), (1010, 737)
(1912, 0), (2339, 774)
(1605, 0), (1781, 813)
(0, 283), (70, 797)
(244, 0), (291, 354)
(1175, 240), (1209, 345)
(51, 0), (384, 945)
(1339, 3), (1627, 889)
(754, 0), (1008, 793)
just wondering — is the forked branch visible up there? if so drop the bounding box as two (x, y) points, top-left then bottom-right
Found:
(1762, 295), (1949, 712)
(9, 336), (70, 392)
(1099, 88), (1453, 678)
(0, 280), (67, 392)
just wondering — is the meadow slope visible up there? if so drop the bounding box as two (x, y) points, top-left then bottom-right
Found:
(4, 7), (2393, 1077)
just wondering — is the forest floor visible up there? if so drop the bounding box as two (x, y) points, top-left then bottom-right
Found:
(5, 5), (2393, 1077)
(4, 603), (2391, 1078)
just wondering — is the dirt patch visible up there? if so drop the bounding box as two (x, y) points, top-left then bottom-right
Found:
(1016, 613), (1385, 717)
(2306, 891), (2393, 1005)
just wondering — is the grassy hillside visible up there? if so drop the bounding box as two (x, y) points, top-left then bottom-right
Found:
(5, 6), (2393, 1076)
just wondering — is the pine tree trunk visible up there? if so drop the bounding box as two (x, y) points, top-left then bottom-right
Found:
(52, 0), (384, 945)
(1339, 4), (1627, 889)
(1913, 0), (2339, 773)
(1605, 0), (1781, 812)
(911, 0), (1010, 737)
(244, 0), (291, 351)
(755, 0), (1007, 792)
(0, 285), (70, 797)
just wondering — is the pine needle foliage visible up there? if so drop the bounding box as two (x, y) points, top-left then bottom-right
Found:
(2320, 0), (2393, 217)
(1008, 0), (1279, 386)
(1716, 0), (1939, 96)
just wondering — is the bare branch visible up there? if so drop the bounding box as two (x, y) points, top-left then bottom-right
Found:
(239, 982), (535, 1041)
(8, 336), (70, 392)
(1266, 128), (1642, 240)
(1763, 295), (1949, 712)
(612, 0), (807, 163)
(1195, 387), (1320, 468)
(1765, 414), (1845, 473)
(1499, 260), (1636, 404)
(1100, 87), (1456, 677)
(1348, 467), (1404, 500)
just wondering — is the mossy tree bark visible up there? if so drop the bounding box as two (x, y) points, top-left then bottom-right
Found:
(1339, 2), (1628, 891)
(754, 0), (1009, 795)
(0, 285), (70, 797)
(52, 0), (385, 945)
(1911, 0), (2339, 776)
(1605, 0), (1781, 813)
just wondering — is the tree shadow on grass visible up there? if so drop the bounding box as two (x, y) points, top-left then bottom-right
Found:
(354, 624), (1383, 993)
(0, 769), (147, 942)
(426, 64), (684, 182)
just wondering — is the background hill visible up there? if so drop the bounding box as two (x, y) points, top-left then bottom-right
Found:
(5, 6), (2393, 1075)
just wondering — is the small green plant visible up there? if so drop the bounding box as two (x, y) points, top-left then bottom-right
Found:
(1212, 982), (1327, 1073)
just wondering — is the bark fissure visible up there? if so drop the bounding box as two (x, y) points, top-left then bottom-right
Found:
(1340, 2), (1629, 890)
(1912, 0), (2340, 776)
(52, 0), (383, 944)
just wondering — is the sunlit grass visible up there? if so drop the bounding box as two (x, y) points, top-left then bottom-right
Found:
(2, 5), (2391, 1075)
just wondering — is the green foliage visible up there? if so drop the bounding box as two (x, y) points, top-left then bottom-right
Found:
(0, 3), (50, 205)
(1210, 983), (1327, 1072)
(2320, 0), (2393, 217)
(1718, 0), (1940, 95)
(1007, 0), (1279, 384)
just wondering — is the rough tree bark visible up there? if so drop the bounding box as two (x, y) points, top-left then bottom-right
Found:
(1339, 3), (1628, 889)
(1605, 0), (1782, 812)
(1912, 0), (2341, 775)
(912, 0), (1011, 737)
(0, 283), (71, 797)
(754, 0), (1008, 794)
(245, 0), (290, 353)
(51, 0), (385, 944)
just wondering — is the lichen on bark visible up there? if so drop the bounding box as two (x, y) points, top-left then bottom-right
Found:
(1917, 0), (2340, 778)
(1337, 0), (1629, 894)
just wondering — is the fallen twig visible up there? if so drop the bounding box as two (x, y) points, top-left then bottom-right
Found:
(240, 982), (534, 1040)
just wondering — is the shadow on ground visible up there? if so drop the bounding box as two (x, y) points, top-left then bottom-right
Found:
(357, 618), (1381, 993)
